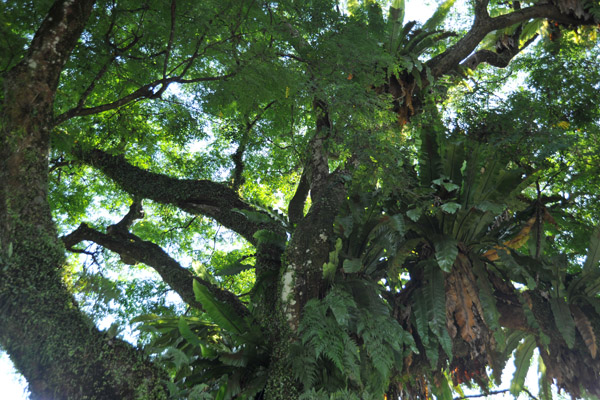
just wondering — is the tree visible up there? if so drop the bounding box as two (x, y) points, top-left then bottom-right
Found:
(1, 0), (600, 398)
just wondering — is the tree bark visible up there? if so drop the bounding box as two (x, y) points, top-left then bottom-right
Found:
(0, 1), (167, 398)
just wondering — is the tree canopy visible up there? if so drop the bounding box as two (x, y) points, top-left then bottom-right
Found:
(1, 0), (600, 399)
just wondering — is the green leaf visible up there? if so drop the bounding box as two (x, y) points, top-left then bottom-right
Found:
(412, 288), (430, 347)
(165, 346), (190, 369)
(431, 373), (453, 400)
(519, 19), (544, 44)
(326, 287), (356, 326)
(323, 238), (343, 281)
(472, 257), (505, 347)
(167, 381), (180, 398)
(388, 214), (405, 235)
(189, 384), (213, 400)
(232, 208), (274, 225)
(193, 280), (248, 336)
(493, 330), (527, 384)
(443, 141), (465, 187)
(343, 258), (362, 273)
(423, 260), (446, 328)
(215, 383), (227, 400)
(550, 297), (576, 349)
(407, 208), (422, 222)
(537, 354), (553, 400)
(497, 249), (537, 289)
(388, 0), (406, 53)
(178, 317), (203, 348)
(323, 261), (337, 281)
(200, 343), (218, 359)
(432, 176), (457, 190)
(510, 335), (536, 396)
(422, 0), (456, 32)
(434, 235), (458, 272)
(252, 229), (286, 249)
(216, 260), (253, 276)
(440, 202), (461, 214)
(583, 225), (600, 272)
(474, 200), (505, 214)
(422, 260), (451, 360)
(335, 215), (354, 238)
(419, 126), (442, 186)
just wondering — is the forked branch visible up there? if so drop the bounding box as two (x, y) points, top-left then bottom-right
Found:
(76, 148), (286, 246)
(62, 218), (249, 318)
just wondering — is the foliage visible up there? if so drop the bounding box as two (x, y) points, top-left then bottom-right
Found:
(132, 282), (270, 399)
(291, 284), (417, 396)
(2, 0), (600, 399)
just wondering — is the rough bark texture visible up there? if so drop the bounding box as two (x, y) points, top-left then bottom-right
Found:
(77, 148), (286, 246)
(0, 1), (167, 398)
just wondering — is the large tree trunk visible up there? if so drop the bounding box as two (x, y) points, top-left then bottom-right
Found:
(264, 99), (348, 398)
(0, 1), (167, 398)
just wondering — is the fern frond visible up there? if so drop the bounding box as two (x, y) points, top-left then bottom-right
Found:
(471, 258), (505, 347)
(422, 260), (452, 359)
(510, 335), (536, 396)
(433, 234), (458, 272)
(550, 297), (576, 349)
(193, 281), (249, 337)
(583, 225), (600, 272)
(419, 126), (443, 186)
(421, 0), (456, 32)
(388, 0), (406, 53)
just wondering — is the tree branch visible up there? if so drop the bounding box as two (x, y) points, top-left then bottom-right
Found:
(55, 73), (234, 124)
(24, 0), (97, 91)
(427, 2), (596, 77)
(163, 0), (177, 80)
(1, 1), (170, 397)
(453, 388), (539, 400)
(231, 141), (247, 191)
(76, 148), (286, 246)
(460, 36), (537, 70)
(61, 221), (249, 318)
(288, 170), (310, 226)
(229, 101), (277, 191)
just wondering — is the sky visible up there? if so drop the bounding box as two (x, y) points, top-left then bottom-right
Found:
(0, 352), (30, 399)
(0, 1), (552, 399)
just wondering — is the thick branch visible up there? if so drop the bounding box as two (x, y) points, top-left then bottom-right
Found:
(109, 196), (144, 233)
(163, 0), (177, 80)
(460, 37), (535, 70)
(231, 141), (247, 191)
(427, 3), (595, 77)
(307, 99), (333, 200)
(288, 170), (310, 226)
(76, 148), (286, 245)
(229, 102), (276, 190)
(25, 0), (97, 91)
(62, 222), (250, 318)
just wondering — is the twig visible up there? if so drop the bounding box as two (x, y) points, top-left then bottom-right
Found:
(453, 388), (539, 400)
